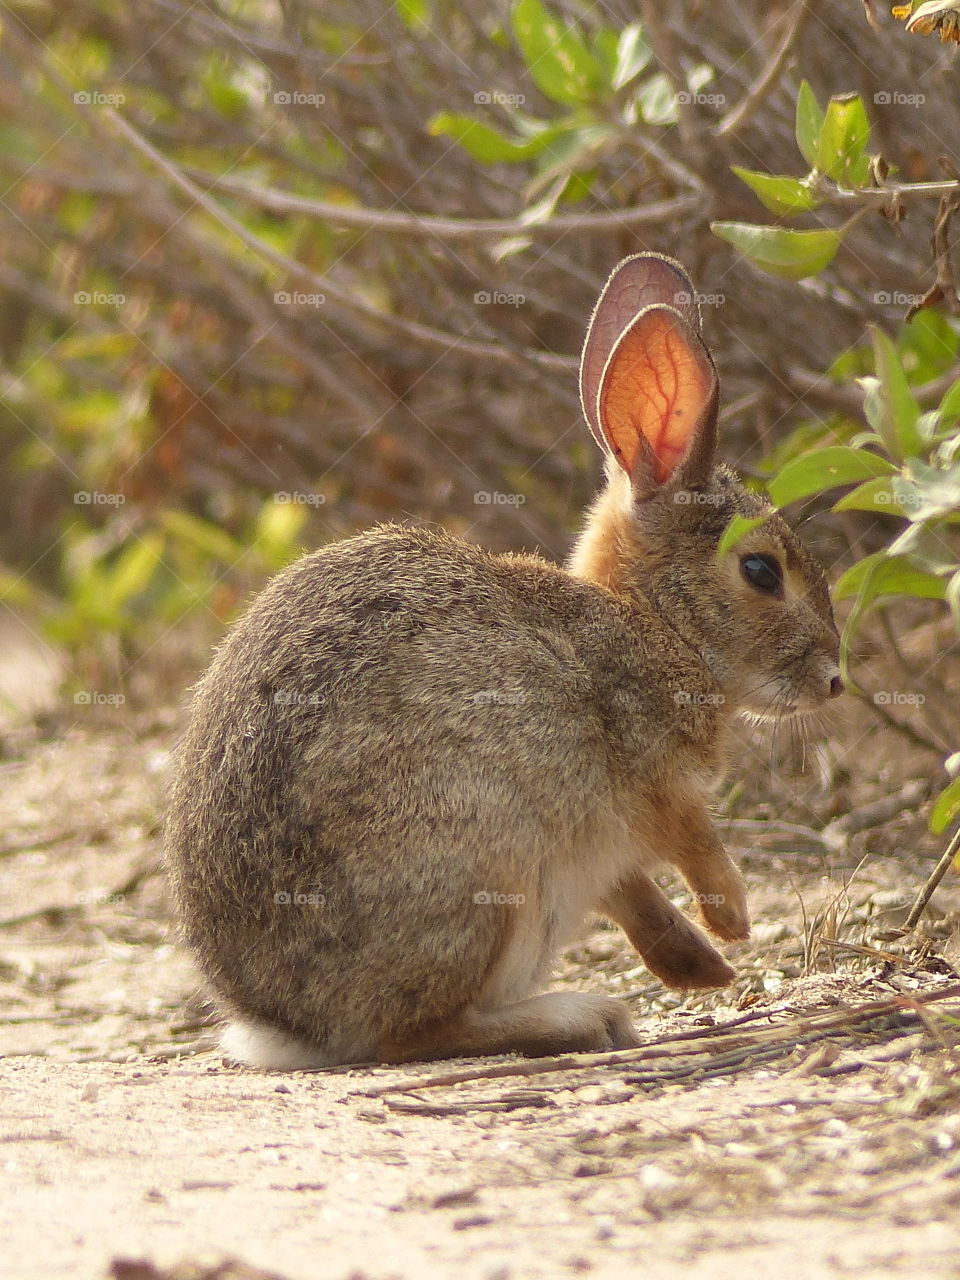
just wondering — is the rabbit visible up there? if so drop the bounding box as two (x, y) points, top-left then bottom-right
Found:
(166, 253), (842, 1069)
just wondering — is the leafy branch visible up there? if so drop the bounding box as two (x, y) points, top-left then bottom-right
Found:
(713, 81), (960, 308)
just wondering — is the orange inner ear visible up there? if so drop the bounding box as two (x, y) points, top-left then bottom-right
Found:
(598, 308), (715, 483)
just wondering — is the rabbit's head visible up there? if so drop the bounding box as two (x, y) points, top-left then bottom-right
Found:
(570, 253), (841, 720)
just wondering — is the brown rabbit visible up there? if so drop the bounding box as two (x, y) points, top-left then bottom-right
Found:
(166, 254), (841, 1068)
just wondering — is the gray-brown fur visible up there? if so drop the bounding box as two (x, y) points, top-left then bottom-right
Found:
(166, 255), (841, 1066)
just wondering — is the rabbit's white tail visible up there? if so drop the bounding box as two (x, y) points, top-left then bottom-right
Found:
(220, 1019), (334, 1069)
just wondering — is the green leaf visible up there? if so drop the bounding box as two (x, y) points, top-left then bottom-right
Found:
(710, 222), (842, 281)
(101, 534), (164, 612)
(201, 61), (249, 120)
(635, 72), (678, 125)
(872, 327), (922, 461)
(938, 377), (960, 426)
(768, 445), (897, 507)
(523, 123), (611, 194)
(395, 0), (429, 29)
(731, 168), (821, 215)
(899, 307), (958, 376)
(428, 112), (563, 162)
(56, 331), (137, 361)
(817, 94), (871, 185)
(946, 566), (960, 633)
(57, 191), (97, 235)
(254, 498), (308, 570)
(834, 551), (947, 602)
(0, 569), (42, 608)
(859, 375), (884, 433)
(611, 22), (651, 90)
(833, 476), (903, 513)
(518, 178), (566, 224)
(688, 64), (716, 94)
(795, 80), (824, 170)
(511, 0), (601, 105)
(160, 510), (245, 565)
(558, 169), (595, 202)
(716, 514), (770, 559)
(930, 775), (960, 835)
(837, 551), (947, 686)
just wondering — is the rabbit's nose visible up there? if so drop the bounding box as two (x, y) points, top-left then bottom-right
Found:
(828, 674), (844, 699)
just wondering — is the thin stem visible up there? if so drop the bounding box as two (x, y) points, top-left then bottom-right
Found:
(186, 171), (701, 238)
(903, 825), (960, 932)
(718, 0), (816, 137)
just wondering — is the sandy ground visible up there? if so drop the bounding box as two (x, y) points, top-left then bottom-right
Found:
(1, 683), (959, 1280)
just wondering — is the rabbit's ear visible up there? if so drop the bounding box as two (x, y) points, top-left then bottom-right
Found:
(580, 254), (718, 495)
(597, 305), (718, 494)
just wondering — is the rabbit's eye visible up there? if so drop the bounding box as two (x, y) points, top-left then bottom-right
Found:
(740, 553), (783, 596)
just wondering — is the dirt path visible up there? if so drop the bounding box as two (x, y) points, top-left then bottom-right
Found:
(1, 721), (958, 1280)
(2, 1035), (959, 1280)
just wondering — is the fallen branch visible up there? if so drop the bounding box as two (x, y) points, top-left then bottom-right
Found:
(356, 982), (960, 1098)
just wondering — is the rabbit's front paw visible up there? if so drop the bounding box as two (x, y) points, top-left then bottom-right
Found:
(643, 929), (736, 990)
(697, 865), (750, 942)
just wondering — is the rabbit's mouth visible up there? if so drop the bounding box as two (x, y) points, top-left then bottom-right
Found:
(739, 688), (833, 722)
(736, 657), (842, 721)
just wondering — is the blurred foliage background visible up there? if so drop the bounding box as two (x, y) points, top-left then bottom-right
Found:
(0, 0), (957, 767)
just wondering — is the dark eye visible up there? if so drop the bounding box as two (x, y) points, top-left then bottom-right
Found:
(740, 553), (783, 596)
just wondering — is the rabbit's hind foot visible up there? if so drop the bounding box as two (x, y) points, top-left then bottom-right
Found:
(379, 990), (641, 1063)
